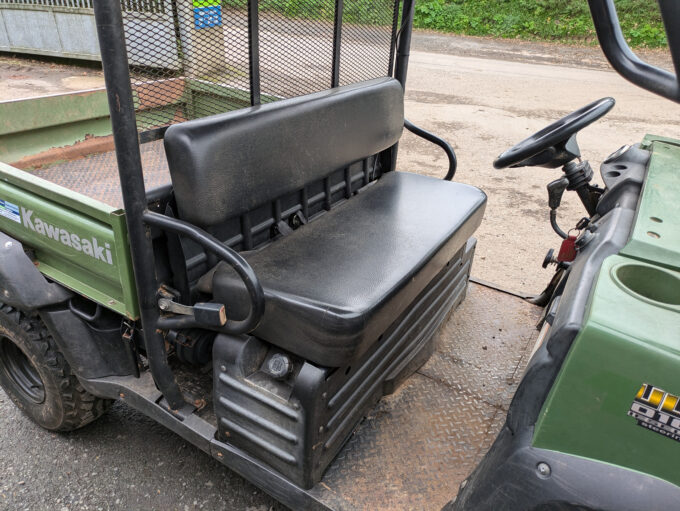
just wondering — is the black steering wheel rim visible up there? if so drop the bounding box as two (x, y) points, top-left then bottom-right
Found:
(493, 97), (616, 169)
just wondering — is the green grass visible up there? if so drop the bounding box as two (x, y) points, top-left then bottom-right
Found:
(226, 0), (397, 25)
(413, 0), (667, 48)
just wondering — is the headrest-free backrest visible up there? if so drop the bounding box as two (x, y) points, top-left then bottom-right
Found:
(164, 77), (404, 226)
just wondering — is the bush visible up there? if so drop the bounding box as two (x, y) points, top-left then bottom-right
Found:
(412, 0), (667, 48)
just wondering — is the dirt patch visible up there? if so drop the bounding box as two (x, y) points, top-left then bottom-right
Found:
(0, 55), (104, 101)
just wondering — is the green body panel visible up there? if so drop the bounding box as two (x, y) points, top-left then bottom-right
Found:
(0, 161), (138, 318)
(533, 137), (680, 486)
(0, 89), (112, 164)
(0, 90), (109, 137)
(620, 137), (680, 272)
(0, 82), (260, 164)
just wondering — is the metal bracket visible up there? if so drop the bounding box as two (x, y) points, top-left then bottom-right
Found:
(158, 298), (227, 327)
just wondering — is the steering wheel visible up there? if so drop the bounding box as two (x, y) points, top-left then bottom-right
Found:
(494, 97), (615, 169)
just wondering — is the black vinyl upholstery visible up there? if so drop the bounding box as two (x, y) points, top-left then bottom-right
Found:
(212, 171), (486, 367)
(163, 77), (486, 367)
(164, 77), (404, 227)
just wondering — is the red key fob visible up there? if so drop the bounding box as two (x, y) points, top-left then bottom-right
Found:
(557, 235), (577, 262)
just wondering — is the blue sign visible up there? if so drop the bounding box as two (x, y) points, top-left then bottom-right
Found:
(194, 6), (222, 29)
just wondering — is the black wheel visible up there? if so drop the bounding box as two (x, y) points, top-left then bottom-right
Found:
(0, 304), (112, 431)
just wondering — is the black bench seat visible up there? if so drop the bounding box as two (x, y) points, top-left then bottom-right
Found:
(164, 75), (487, 488)
(212, 170), (485, 367)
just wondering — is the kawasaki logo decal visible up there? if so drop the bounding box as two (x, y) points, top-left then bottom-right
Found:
(628, 383), (680, 443)
(21, 207), (113, 265)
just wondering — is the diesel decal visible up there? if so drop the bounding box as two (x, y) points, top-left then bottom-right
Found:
(21, 207), (113, 265)
(628, 383), (680, 443)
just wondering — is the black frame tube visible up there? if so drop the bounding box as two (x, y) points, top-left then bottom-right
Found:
(387, 0), (416, 173)
(143, 212), (265, 335)
(248, 0), (262, 106)
(659, 0), (680, 82)
(404, 119), (457, 180)
(331, 0), (344, 88)
(394, 0), (415, 87)
(387, 0), (401, 76)
(587, 0), (680, 102)
(93, 0), (185, 410)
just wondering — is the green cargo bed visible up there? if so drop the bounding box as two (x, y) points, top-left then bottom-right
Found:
(0, 157), (140, 318)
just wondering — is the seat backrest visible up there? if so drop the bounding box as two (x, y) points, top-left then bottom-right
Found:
(163, 77), (404, 227)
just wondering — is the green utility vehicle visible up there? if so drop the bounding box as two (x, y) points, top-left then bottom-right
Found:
(0, 0), (678, 509)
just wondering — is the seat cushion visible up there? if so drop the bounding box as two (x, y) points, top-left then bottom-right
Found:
(212, 171), (486, 367)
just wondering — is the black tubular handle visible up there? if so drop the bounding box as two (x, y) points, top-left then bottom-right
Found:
(588, 0), (680, 103)
(404, 118), (457, 180)
(143, 211), (265, 335)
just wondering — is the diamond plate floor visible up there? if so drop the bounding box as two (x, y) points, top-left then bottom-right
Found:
(31, 140), (171, 209)
(309, 282), (542, 511)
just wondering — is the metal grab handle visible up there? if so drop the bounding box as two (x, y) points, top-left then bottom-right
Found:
(143, 211), (265, 335)
(587, 0), (680, 103)
(404, 118), (457, 180)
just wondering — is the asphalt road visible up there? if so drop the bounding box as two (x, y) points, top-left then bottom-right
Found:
(0, 392), (285, 511)
(0, 30), (679, 511)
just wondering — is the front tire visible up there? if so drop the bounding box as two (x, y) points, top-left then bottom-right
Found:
(0, 305), (111, 431)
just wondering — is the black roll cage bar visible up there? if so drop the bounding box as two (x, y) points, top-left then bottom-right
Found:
(588, 0), (680, 104)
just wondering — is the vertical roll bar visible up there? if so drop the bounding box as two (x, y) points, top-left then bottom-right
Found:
(93, 0), (186, 410)
(394, 0), (415, 87)
(248, 0), (262, 106)
(387, 0), (416, 173)
(331, 0), (344, 87)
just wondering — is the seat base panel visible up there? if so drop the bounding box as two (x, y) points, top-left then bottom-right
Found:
(213, 238), (478, 488)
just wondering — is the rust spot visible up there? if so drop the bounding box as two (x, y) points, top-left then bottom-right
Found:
(216, 452), (223, 458)
(172, 107), (187, 124)
(119, 393), (125, 399)
(10, 134), (115, 171)
(69, 88), (105, 99)
(133, 78), (186, 110)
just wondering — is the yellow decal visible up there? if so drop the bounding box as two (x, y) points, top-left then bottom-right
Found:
(628, 383), (680, 443)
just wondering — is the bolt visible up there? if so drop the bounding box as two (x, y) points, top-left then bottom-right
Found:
(220, 365), (227, 372)
(159, 301), (169, 311)
(4, 241), (11, 249)
(267, 353), (292, 380)
(536, 462), (551, 478)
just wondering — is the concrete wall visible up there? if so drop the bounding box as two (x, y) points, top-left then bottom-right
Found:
(0, 0), (180, 68)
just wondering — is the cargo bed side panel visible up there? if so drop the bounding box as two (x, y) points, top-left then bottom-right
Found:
(0, 162), (138, 318)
